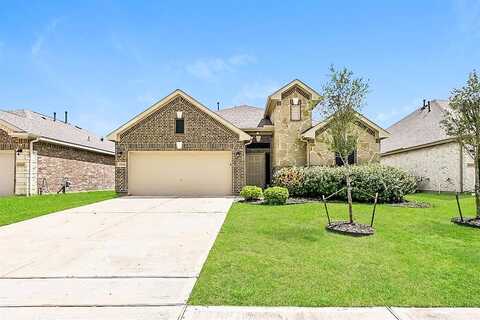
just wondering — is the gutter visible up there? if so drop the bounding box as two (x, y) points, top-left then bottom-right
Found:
(459, 144), (464, 193)
(381, 138), (457, 157)
(38, 137), (115, 155)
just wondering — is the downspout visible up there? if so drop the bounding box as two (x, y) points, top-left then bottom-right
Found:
(459, 143), (464, 193)
(28, 137), (40, 196)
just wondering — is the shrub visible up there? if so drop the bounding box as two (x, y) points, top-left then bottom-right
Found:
(273, 164), (416, 203)
(263, 187), (289, 205)
(240, 186), (263, 201)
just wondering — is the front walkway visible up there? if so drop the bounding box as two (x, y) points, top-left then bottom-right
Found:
(0, 197), (233, 319)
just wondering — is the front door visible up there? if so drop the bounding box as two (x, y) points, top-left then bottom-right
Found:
(246, 153), (266, 188)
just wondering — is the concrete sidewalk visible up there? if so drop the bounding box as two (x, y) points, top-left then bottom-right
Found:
(182, 306), (480, 320)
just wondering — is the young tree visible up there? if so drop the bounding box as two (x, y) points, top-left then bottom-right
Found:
(441, 70), (480, 219)
(317, 66), (369, 223)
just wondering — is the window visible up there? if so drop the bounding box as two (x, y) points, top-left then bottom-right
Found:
(175, 118), (184, 134)
(290, 99), (301, 121)
(335, 151), (356, 166)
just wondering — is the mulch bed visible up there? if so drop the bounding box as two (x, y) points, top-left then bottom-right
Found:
(390, 201), (431, 208)
(451, 217), (480, 229)
(326, 220), (375, 236)
(236, 198), (322, 205)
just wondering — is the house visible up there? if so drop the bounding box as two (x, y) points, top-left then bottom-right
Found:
(107, 80), (390, 196)
(381, 100), (474, 192)
(0, 109), (115, 196)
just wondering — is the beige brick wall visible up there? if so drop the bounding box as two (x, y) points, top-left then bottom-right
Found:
(116, 95), (246, 194)
(271, 87), (312, 168)
(381, 142), (466, 192)
(462, 148), (475, 192)
(309, 123), (380, 166)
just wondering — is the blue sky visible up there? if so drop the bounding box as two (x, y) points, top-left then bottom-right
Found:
(0, 1), (479, 136)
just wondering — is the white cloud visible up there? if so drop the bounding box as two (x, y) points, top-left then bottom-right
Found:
(186, 54), (256, 80)
(31, 18), (62, 57)
(231, 80), (280, 106)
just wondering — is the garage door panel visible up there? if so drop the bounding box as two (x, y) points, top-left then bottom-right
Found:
(0, 151), (14, 196)
(128, 151), (232, 196)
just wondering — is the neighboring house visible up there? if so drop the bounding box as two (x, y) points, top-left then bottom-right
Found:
(381, 100), (475, 192)
(0, 110), (115, 196)
(107, 79), (389, 196)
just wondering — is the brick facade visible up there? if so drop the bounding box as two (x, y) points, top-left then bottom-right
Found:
(0, 128), (114, 195)
(36, 142), (114, 193)
(381, 142), (475, 192)
(115, 95), (246, 194)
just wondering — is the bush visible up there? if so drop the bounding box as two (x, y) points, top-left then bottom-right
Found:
(273, 164), (416, 203)
(263, 187), (289, 205)
(240, 186), (263, 201)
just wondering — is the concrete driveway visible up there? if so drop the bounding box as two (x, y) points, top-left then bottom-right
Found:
(0, 197), (233, 319)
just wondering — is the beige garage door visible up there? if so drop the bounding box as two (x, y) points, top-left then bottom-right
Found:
(0, 151), (15, 196)
(128, 151), (233, 196)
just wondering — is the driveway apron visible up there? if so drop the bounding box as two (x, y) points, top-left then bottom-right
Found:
(0, 197), (232, 319)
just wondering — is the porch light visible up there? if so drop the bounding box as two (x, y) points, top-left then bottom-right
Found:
(255, 134), (261, 143)
(176, 111), (183, 119)
(176, 141), (183, 149)
(292, 97), (300, 105)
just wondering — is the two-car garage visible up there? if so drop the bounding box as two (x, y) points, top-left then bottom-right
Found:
(127, 151), (233, 197)
(107, 90), (251, 197)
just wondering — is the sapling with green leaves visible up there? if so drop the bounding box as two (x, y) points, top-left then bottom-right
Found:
(441, 70), (480, 220)
(316, 66), (369, 223)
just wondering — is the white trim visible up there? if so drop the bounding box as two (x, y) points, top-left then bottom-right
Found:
(380, 138), (457, 156)
(107, 89), (251, 142)
(301, 112), (391, 140)
(0, 119), (26, 135)
(264, 79), (322, 117)
(38, 137), (115, 155)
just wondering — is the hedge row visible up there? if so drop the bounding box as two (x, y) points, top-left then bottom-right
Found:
(273, 164), (416, 203)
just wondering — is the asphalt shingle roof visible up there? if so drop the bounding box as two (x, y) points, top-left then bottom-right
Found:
(381, 100), (451, 153)
(216, 105), (269, 129)
(0, 109), (114, 153)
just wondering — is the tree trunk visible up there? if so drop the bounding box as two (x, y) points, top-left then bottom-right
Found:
(346, 173), (354, 223)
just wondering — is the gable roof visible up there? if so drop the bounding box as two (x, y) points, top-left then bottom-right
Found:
(301, 111), (390, 140)
(264, 79), (322, 117)
(0, 109), (114, 154)
(381, 100), (452, 154)
(107, 89), (251, 142)
(215, 105), (271, 129)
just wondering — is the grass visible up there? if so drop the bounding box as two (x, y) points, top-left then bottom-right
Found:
(0, 191), (117, 227)
(189, 193), (480, 307)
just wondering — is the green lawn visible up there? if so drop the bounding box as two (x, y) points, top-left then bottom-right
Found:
(0, 191), (117, 227)
(189, 193), (480, 307)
